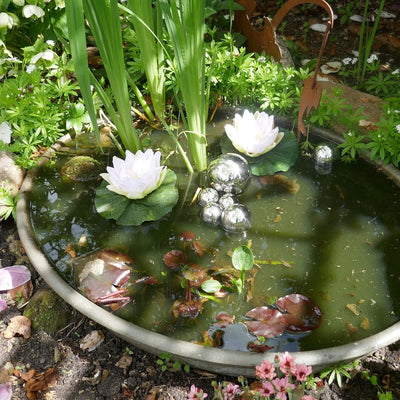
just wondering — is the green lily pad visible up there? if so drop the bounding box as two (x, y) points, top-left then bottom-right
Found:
(220, 130), (298, 176)
(95, 169), (179, 226)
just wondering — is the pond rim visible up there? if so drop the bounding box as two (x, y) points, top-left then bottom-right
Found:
(16, 123), (400, 376)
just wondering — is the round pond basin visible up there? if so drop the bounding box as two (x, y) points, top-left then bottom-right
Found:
(16, 125), (400, 375)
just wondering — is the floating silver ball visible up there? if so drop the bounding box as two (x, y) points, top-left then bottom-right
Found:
(197, 187), (219, 207)
(201, 203), (223, 225)
(207, 153), (251, 194)
(314, 144), (335, 175)
(218, 193), (236, 209)
(221, 204), (252, 233)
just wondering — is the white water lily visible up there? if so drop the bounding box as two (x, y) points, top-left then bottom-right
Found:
(224, 110), (284, 157)
(100, 149), (167, 199)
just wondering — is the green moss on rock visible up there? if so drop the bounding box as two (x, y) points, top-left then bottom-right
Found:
(23, 288), (73, 333)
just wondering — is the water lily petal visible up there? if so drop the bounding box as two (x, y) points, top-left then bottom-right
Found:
(101, 149), (166, 199)
(225, 110), (283, 157)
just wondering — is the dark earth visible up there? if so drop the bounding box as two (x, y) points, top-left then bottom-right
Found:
(2, 0), (400, 398)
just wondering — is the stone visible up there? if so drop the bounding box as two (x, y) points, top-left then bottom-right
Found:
(23, 288), (74, 333)
(0, 151), (25, 221)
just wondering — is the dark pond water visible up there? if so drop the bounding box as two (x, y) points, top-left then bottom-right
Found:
(28, 133), (400, 352)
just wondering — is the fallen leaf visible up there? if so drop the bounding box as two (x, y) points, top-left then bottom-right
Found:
(64, 243), (76, 258)
(15, 367), (58, 400)
(80, 330), (105, 352)
(3, 316), (31, 339)
(345, 321), (358, 334)
(360, 316), (370, 330)
(115, 354), (132, 370)
(346, 303), (360, 316)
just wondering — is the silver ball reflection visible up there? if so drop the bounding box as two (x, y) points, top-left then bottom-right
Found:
(197, 187), (219, 207)
(218, 193), (236, 209)
(201, 203), (223, 225)
(221, 204), (252, 233)
(207, 153), (251, 194)
(314, 144), (335, 175)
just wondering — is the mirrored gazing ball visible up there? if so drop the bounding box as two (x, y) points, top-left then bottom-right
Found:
(197, 187), (220, 207)
(221, 203), (252, 233)
(207, 153), (251, 195)
(201, 203), (223, 225)
(314, 143), (335, 175)
(218, 193), (236, 209)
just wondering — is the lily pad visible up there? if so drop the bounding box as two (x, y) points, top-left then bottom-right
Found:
(95, 169), (179, 226)
(244, 306), (287, 338)
(276, 293), (322, 332)
(220, 131), (298, 176)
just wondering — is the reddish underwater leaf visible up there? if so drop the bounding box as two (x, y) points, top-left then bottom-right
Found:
(182, 263), (208, 287)
(244, 307), (287, 338)
(275, 294), (322, 332)
(248, 342), (274, 353)
(78, 250), (133, 302)
(163, 250), (187, 270)
(179, 231), (196, 242)
(214, 312), (235, 328)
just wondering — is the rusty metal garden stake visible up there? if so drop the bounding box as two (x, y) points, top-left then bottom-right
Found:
(234, 0), (335, 140)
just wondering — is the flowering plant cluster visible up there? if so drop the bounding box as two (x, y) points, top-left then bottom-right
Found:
(187, 352), (322, 400)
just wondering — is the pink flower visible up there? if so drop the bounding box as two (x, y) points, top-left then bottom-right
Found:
(188, 384), (208, 399)
(272, 377), (295, 400)
(255, 360), (276, 380)
(260, 381), (275, 397)
(222, 382), (242, 400)
(292, 363), (313, 382)
(301, 396), (317, 400)
(278, 351), (296, 376)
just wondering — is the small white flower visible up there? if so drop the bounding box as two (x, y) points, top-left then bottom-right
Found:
(310, 23), (327, 33)
(367, 54), (378, 63)
(26, 64), (36, 74)
(342, 57), (352, 65)
(396, 125), (400, 134)
(392, 69), (400, 75)
(46, 40), (55, 46)
(22, 5), (45, 18)
(5, 56), (20, 62)
(224, 110), (284, 157)
(30, 49), (55, 64)
(0, 121), (12, 144)
(100, 149), (167, 199)
(0, 12), (14, 29)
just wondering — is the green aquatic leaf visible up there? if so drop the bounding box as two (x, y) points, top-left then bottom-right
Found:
(221, 131), (298, 176)
(232, 245), (254, 271)
(95, 169), (178, 226)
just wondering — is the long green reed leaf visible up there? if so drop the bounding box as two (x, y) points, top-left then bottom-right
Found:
(65, 0), (100, 142)
(159, 0), (208, 172)
(127, 0), (165, 120)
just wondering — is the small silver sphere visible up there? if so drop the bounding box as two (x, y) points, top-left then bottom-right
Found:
(207, 153), (251, 194)
(218, 193), (236, 209)
(201, 203), (223, 225)
(315, 144), (335, 175)
(221, 204), (252, 233)
(197, 187), (219, 207)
